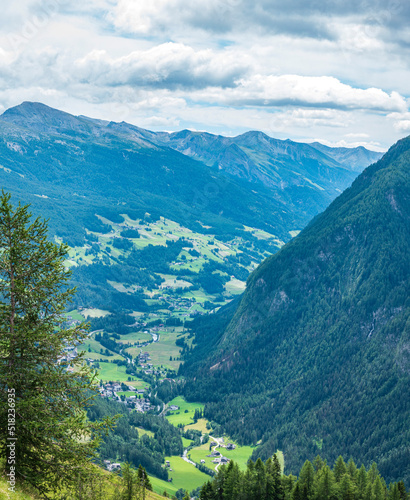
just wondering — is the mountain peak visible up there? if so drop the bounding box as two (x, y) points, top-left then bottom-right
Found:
(0, 101), (96, 136)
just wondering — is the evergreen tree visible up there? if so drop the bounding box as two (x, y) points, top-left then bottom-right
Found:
(314, 466), (337, 500)
(339, 473), (357, 500)
(254, 458), (267, 500)
(200, 481), (215, 500)
(222, 460), (242, 500)
(373, 476), (385, 500)
(299, 460), (315, 499)
(364, 482), (373, 500)
(119, 463), (140, 500)
(270, 454), (285, 500)
(396, 481), (407, 500)
(334, 457), (347, 483)
(357, 465), (368, 499)
(389, 483), (401, 500)
(0, 192), (109, 496)
(347, 459), (358, 480)
(137, 464), (152, 499)
(292, 483), (302, 500)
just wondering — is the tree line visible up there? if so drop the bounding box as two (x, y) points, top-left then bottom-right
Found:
(199, 454), (408, 500)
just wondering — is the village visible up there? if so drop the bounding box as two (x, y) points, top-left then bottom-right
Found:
(98, 382), (156, 413)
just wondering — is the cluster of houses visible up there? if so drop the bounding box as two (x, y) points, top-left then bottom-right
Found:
(64, 315), (82, 328)
(207, 450), (231, 465)
(99, 383), (155, 412)
(103, 460), (121, 472)
(58, 347), (78, 364)
(139, 351), (156, 376)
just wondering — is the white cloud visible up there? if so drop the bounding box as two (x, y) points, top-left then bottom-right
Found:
(195, 74), (407, 112)
(110, 0), (241, 36)
(268, 109), (350, 131)
(311, 137), (386, 152)
(0, 0), (409, 151)
(74, 43), (249, 89)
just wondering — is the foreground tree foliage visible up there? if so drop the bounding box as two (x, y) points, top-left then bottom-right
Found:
(0, 192), (110, 497)
(199, 454), (409, 500)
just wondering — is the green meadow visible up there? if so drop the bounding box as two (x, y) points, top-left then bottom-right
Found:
(166, 397), (205, 426)
(164, 456), (210, 492)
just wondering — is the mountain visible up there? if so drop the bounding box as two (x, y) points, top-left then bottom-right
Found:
(0, 101), (378, 247)
(0, 102), (300, 246)
(0, 100), (384, 315)
(182, 136), (410, 484)
(151, 129), (379, 196)
(310, 141), (383, 172)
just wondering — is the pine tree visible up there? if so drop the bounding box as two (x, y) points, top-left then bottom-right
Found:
(346, 458), (358, 480)
(200, 480), (215, 500)
(357, 465), (368, 499)
(222, 460), (242, 500)
(334, 457), (347, 483)
(339, 473), (357, 500)
(389, 483), (401, 500)
(137, 464), (152, 499)
(299, 460), (315, 499)
(253, 457), (266, 500)
(314, 466), (336, 500)
(0, 192), (109, 497)
(396, 481), (407, 500)
(292, 483), (302, 500)
(373, 476), (385, 500)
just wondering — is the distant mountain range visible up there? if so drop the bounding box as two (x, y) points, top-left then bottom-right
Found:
(0, 101), (381, 248)
(182, 136), (410, 484)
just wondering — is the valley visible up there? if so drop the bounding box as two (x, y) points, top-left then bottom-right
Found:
(0, 102), (407, 498)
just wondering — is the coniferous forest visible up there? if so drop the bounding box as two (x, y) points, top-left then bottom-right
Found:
(199, 454), (408, 500)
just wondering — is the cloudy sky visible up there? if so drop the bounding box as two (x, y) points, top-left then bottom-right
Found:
(1, 0), (410, 150)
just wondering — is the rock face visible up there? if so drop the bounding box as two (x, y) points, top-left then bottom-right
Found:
(183, 136), (410, 484)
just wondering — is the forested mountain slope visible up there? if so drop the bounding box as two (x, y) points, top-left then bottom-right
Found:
(182, 136), (410, 485)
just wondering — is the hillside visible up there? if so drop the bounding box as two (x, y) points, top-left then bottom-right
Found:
(182, 136), (410, 484)
(0, 102), (379, 248)
(0, 101), (381, 317)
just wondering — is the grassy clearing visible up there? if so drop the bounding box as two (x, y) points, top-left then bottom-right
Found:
(289, 230), (301, 238)
(225, 278), (246, 295)
(118, 331), (153, 343)
(66, 309), (85, 322)
(137, 427), (155, 439)
(0, 471), (166, 500)
(95, 362), (130, 383)
(166, 397), (204, 427)
(164, 456), (209, 492)
(81, 308), (111, 318)
(145, 331), (181, 370)
(149, 475), (179, 497)
(189, 442), (217, 470)
(125, 378), (149, 389)
(181, 437), (194, 448)
(218, 442), (255, 471)
(276, 450), (285, 474)
(184, 418), (209, 433)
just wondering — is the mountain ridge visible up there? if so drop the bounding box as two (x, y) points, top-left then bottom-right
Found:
(0, 101), (380, 248)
